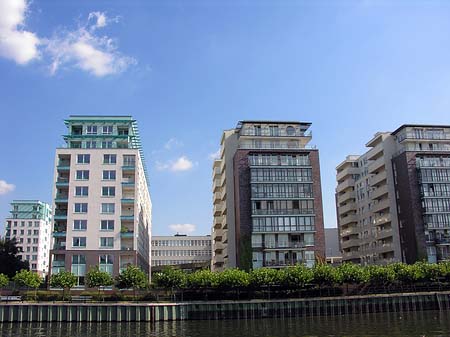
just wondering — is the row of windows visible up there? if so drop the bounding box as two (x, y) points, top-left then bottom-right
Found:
(416, 157), (450, 168)
(251, 183), (313, 199)
(252, 200), (314, 215)
(6, 221), (41, 228)
(10, 229), (40, 236)
(251, 168), (313, 182)
(151, 240), (211, 247)
(421, 183), (450, 198)
(151, 250), (211, 257)
(252, 216), (315, 233)
(248, 154), (311, 166)
(419, 169), (450, 182)
(17, 246), (39, 252)
(71, 203), (116, 214)
(74, 170), (120, 181)
(18, 254), (38, 261)
(73, 186), (117, 197)
(152, 260), (207, 266)
(71, 237), (115, 248)
(71, 219), (115, 231)
(75, 154), (135, 165)
(422, 198), (450, 213)
(9, 237), (40, 244)
(425, 214), (450, 228)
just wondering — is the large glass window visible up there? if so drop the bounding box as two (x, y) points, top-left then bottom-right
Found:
(102, 186), (116, 197)
(101, 203), (115, 214)
(100, 237), (114, 248)
(102, 170), (116, 180)
(77, 154), (90, 164)
(72, 237), (86, 247)
(74, 203), (88, 213)
(100, 220), (114, 231)
(123, 155), (136, 166)
(73, 220), (87, 231)
(71, 255), (86, 286)
(76, 170), (89, 180)
(99, 255), (114, 274)
(75, 186), (89, 196)
(103, 154), (117, 164)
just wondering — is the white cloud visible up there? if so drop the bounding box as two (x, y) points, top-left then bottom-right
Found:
(156, 156), (195, 172)
(208, 148), (221, 160)
(0, 180), (15, 195)
(164, 138), (183, 150)
(46, 12), (135, 77)
(0, 0), (40, 64)
(169, 224), (196, 234)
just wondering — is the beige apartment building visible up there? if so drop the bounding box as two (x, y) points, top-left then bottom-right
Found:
(49, 116), (152, 287)
(336, 125), (450, 265)
(212, 121), (325, 271)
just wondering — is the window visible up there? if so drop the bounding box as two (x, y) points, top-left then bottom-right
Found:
(123, 155), (135, 166)
(76, 170), (89, 180)
(74, 203), (88, 213)
(85, 141), (97, 149)
(286, 126), (295, 136)
(33, 230), (39, 235)
(99, 255), (114, 274)
(86, 125), (97, 135)
(77, 154), (90, 164)
(75, 186), (89, 196)
(102, 126), (113, 135)
(101, 203), (115, 214)
(102, 170), (116, 180)
(103, 154), (116, 164)
(33, 238), (38, 244)
(102, 141), (113, 149)
(71, 255), (86, 286)
(102, 186), (115, 197)
(73, 220), (87, 231)
(100, 220), (114, 231)
(72, 237), (86, 247)
(32, 255), (37, 261)
(100, 237), (114, 248)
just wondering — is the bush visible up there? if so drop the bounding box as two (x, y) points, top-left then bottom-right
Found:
(312, 263), (341, 287)
(186, 270), (218, 288)
(279, 265), (313, 289)
(152, 267), (186, 289)
(249, 268), (282, 287)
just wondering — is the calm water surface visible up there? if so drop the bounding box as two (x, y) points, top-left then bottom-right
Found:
(1, 310), (450, 337)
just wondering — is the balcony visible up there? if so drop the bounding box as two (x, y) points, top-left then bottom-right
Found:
(120, 231), (134, 238)
(121, 245), (134, 251)
(436, 238), (450, 245)
(374, 215), (391, 226)
(338, 202), (356, 215)
(371, 171), (387, 186)
(122, 164), (136, 171)
(213, 192), (221, 203)
(120, 215), (134, 221)
(52, 232), (66, 238)
(261, 241), (310, 250)
(337, 190), (356, 204)
(214, 241), (224, 252)
(54, 211), (68, 220)
(342, 251), (361, 261)
(52, 260), (65, 268)
(340, 225), (359, 237)
(372, 198), (390, 213)
(368, 156), (385, 174)
(213, 178), (221, 192)
(252, 208), (314, 216)
(336, 179), (355, 193)
(222, 230), (228, 243)
(55, 179), (70, 187)
(121, 181), (135, 188)
(366, 142), (384, 161)
(55, 195), (69, 203)
(57, 165), (70, 171)
(376, 228), (393, 239)
(371, 184), (389, 200)
(214, 204), (223, 216)
(121, 198), (135, 204)
(240, 129), (312, 138)
(213, 229), (223, 241)
(213, 254), (224, 264)
(399, 131), (450, 142)
(52, 244), (66, 251)
(341, 237), (360, 249)
(336, 166), (359, 182)
(339, 214), (358, 226)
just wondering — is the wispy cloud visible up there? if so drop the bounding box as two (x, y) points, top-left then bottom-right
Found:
(169, 224), (196, 234)
(0, 0), (40, 65)
(46, 12), (135, 77)
(0, 180), (15, 195)
(156, 155), (196, 172)
(0, 0), (134, 77)
(164, 138), (183, 150)
(208, 148), (221, 160)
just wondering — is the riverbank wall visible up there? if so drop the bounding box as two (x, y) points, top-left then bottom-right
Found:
(1, 291), (450, 322)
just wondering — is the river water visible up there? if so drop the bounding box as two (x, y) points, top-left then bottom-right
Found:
(1, 310), (450, 336)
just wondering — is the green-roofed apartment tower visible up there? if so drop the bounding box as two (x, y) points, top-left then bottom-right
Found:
(49, 116), (152, 288)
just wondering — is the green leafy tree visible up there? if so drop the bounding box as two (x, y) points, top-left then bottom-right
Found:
(312, 263), (341, 288)
(50, 271), (77, 301)
(186, 270), (218, 289)
(216, 269), (250, 289)
(367, 265), (395, 286)
(280, 265), (313, 289)
(249, 268), (282, 287)
(86, 266), (114, 301)
(116, 265), (148, 299)
(152, 267), (187, 289)
(0, 274), (9, 296)
(337, 263), (368, 289)
(0, 239), (29, 277)
(13, 269), (42, 299)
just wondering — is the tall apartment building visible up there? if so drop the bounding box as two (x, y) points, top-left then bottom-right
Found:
(49, 116), (152, 287)
(151, 235), (212, 267)
(4, 200), (52, 277)
(336, 124), (450, 265)
(212, 121), (325, 271)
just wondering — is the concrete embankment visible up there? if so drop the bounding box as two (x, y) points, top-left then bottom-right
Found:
(1, 291), (449, 322)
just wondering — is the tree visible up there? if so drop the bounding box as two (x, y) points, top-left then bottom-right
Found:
(249, 268), (282, 288)
(13, 270), (42, 299)
(216, 269), (250, 289)
(0, 239), (29, 277)
(312, 263), (341, 288)
(153, 267), (187, 289)
(86, 266), (114, 301)
(186, 269), (218, 289)
(0, 274), (9, 296)
(280, 265), (313, 289)
(50, 271), (77, 301)
(116, 265), (148, 300)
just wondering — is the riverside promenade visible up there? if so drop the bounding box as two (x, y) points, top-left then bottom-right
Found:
(1, 291), (450, 322)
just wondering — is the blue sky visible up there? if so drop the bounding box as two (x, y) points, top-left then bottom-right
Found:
(1, 0), (450, 236)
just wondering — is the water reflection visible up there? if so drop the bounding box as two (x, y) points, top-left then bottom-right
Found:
(1, 310), (450, 337)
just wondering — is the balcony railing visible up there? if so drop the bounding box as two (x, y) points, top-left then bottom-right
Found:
(251, 192), (313, 199)
(252, 208), (314, 216)
(240, 129), (312, 138)
(253, 241), (312, 250)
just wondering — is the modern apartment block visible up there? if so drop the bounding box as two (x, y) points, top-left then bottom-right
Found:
(151, 235), (212, 267)
(4, 200), (52, 277)
(336, 125), (450, 265)
(212, 121), (325, 271)
(49, 116), (152, 287)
